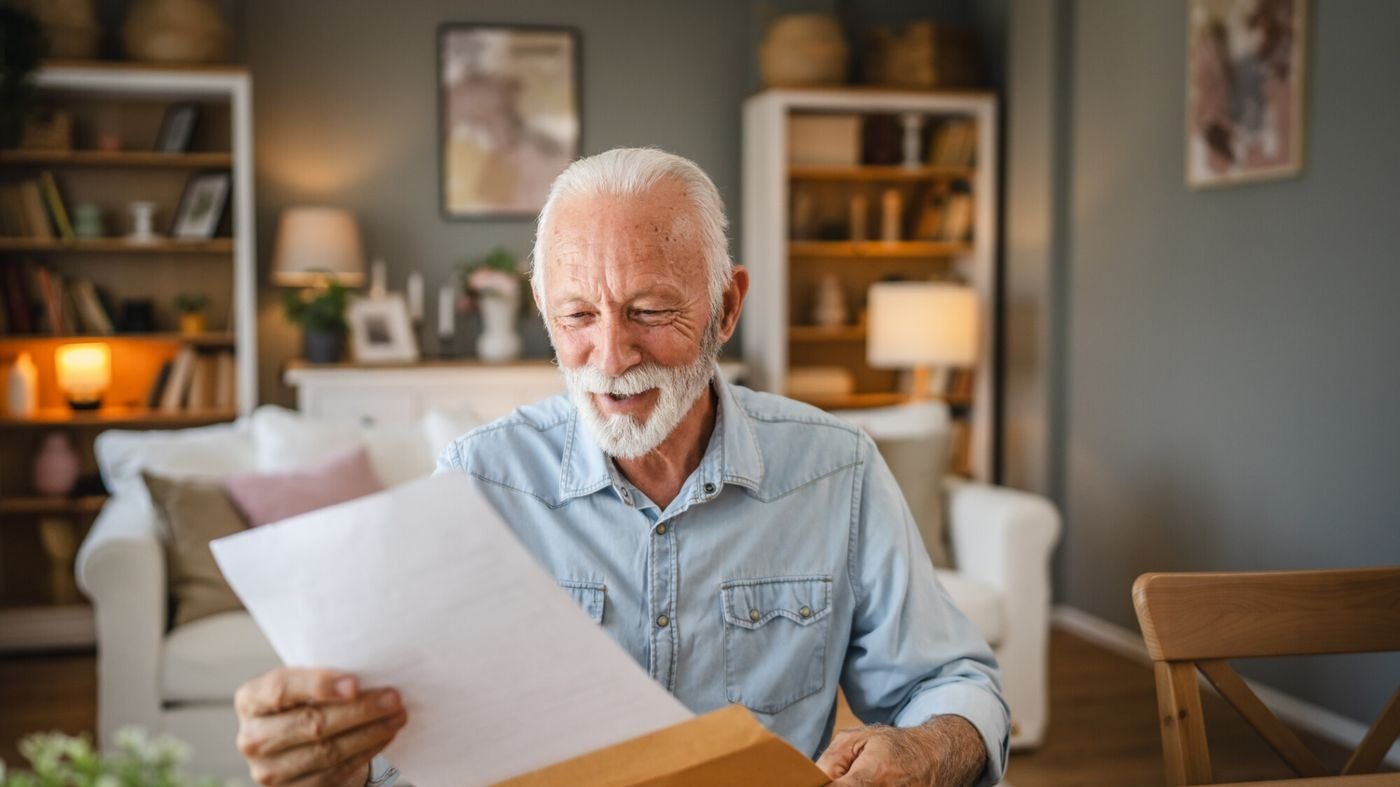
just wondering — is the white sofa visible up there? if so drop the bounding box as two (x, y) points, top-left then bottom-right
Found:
(76, 405), (1059, 779)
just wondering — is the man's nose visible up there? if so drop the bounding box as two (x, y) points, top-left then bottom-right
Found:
(595, 313), (642, 377)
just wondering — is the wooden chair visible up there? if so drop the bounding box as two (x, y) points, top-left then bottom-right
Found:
(1132, 568), (1400, 786)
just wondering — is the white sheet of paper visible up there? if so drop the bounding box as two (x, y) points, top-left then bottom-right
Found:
(211, 472), (692, 786)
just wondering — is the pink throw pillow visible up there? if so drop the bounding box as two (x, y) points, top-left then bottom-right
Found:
(225, 447), (384, 527)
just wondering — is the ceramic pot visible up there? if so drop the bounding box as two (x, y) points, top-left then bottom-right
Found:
(303, 329), (344, 364)
(179, 311), (206, 336)
(33, 432), (80, 497)
(476, 294), (522, 363)
(759, 14), (849, 88)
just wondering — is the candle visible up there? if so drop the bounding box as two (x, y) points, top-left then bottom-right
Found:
(881, 188), (903, 242)
(369, 259), (387, 300)
(407, 273), (424, 322)
(438, 284), (454, 339)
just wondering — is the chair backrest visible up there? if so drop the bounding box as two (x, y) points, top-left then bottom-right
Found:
(1132, 567), (1400, 786)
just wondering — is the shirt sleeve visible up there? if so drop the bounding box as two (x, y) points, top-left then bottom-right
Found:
(839, 433), (1010, 787)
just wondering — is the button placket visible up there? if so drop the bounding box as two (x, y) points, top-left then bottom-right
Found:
(648, 512), (678, 691)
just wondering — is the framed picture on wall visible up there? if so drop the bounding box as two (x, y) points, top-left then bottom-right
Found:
(1186, 0), (1307, 188)
(439, 24), (581, 219)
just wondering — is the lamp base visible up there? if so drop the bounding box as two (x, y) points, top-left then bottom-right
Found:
(66, 397), (102, 411)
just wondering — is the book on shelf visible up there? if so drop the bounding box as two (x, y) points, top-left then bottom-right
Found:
(941, 192), (974, 242)
(147, 359), (174, 409)
(0, 186), (28, 237)
(928, 120), (977, 168)
(187, 353), (213, 410)
(69, 279), (114, 335)
(0, 261), (118, 336)
(213, 350), (235, 411)
(38, 171), (74, 240)
(160, 346), (197, 412)
(154, 347), (235, 414)
(18, 181), (54, 240)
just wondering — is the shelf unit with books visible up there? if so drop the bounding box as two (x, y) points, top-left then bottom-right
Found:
(0, 61), (256, 651)
(743, 88), (998, 480)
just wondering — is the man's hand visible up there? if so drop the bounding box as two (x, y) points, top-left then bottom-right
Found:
(234, 667), (408, 787)
(815, 714), (986, 787)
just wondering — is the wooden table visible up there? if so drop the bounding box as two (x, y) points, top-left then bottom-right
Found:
(1215, 775), (1400, 786)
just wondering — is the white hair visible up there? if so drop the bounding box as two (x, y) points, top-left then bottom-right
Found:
(530, 147), (733, 317)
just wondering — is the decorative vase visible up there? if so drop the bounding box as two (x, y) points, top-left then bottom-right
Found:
(123, 0), (231, 64)
(476, 294), (522, 363)
(33, 432), (80, 497)
(179, 311), (206, 335)
(73, 202), (105, 238)
(812, 274), (848, 327)
(758, 14), (849, 88)
(7, 351), (38, 418)
(303, 329), (345, 364)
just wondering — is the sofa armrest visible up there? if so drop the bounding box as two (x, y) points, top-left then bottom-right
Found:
(944, 478), (1060, 746)
(76, 496), (166, 748)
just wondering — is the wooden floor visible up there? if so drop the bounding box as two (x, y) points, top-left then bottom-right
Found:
(0, 628), (1376, 784)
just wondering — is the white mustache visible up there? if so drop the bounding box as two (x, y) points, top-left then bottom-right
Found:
(567, 363), (673, 397)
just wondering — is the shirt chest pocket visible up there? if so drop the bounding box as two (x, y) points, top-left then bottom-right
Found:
(558, 580), (605, 624)
(720, 575), (832, 714)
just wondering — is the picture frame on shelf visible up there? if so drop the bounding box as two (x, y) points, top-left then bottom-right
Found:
(170, 171), (230, 240)
(348, 295), (420, 363)
(438, 24), (581, 219)
(156, 102), (201, 153)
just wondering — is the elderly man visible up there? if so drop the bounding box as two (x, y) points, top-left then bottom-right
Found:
(233, 148), (1008, 787)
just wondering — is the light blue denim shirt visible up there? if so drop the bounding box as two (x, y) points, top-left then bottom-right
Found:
(370, 375), (1008, 786)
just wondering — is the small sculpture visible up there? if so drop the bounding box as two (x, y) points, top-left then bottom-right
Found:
(812, 274), (848, 328)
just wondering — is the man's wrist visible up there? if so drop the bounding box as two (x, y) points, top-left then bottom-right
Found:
(909, 714), (987, 787)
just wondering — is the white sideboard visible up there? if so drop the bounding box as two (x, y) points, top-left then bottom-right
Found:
(284, 360), (747, 428)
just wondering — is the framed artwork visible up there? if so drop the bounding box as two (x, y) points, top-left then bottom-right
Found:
(349, 295), (420, 363)
(438, 24), (581, 219)
(170, 171), (230, 240)
(156, 102), (201, 153)
(1187, 0), (1306, 188)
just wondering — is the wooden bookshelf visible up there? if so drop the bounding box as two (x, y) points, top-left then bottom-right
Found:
(788, 240), (972, 258)
(790, 164), (975, 181)
(0, 237), (233, 254)
(0, 495), (107, 516)
(789, 325), (867, 342)
(0, 331), (235, 346)
(0, 150), (234, 169)
(0, 405), (236, 430)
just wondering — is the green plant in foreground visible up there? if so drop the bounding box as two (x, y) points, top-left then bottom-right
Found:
(0, 727), (230, 787)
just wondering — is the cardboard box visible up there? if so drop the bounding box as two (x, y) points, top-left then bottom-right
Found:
(787, 114), (861, 167)
(499, 705), (829, 786)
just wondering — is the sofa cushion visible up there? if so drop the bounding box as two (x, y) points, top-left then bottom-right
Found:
(161, 611), (279, 703)
(226, 446), (385, 527)
(97, 420), (255, 506)
(938, 570), (1004, 647)
(143, 473), (249, 627)
(251, 405), (433, 486)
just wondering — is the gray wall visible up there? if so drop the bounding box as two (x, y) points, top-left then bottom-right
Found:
(242, 0), (751, 405)
(1047, 0), (1400, 726)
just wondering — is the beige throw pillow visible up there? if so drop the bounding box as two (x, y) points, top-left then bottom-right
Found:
(142, 472), (249, 627)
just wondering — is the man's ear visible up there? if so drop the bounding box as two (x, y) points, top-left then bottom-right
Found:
(717, 265), (749, 343)
(531, 278), (544, 315)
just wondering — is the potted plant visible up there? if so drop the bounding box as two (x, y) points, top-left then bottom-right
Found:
(0, 726), (222, 786)
(457, 247), (524, 362)
(173, 292), (209, 336)
(283, 281), (348, 363)
(0, 4), (45, 149)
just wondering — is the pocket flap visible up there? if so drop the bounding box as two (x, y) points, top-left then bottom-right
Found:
(558, 579), (606, 623)
(722, 575), (831, 629)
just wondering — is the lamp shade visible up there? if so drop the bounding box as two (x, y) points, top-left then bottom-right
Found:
(271, 207), (365, 286)
(866, 282), (978, 368)
(56, 342), (111, 406)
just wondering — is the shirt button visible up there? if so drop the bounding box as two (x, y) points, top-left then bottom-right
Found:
(749, 608), (761, 622)
(703, 482), (716, 495)
(656, 614), (670, 628)
(799, 606), (812, 619)
(655, 524), (667, 535)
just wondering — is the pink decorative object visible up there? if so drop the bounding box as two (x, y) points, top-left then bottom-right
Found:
(33, 432), (80, 498)
(224, 447), (384, 527)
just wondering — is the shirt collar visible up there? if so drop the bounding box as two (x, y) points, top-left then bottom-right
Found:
(558, 369), (766, 503)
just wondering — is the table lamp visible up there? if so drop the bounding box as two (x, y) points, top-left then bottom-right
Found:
(271, 207), (365, 287)
(56, 342), (111, 410)
(866, 281), (978, 400)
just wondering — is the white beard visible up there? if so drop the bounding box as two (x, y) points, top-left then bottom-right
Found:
(561, 334), (719, 460)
